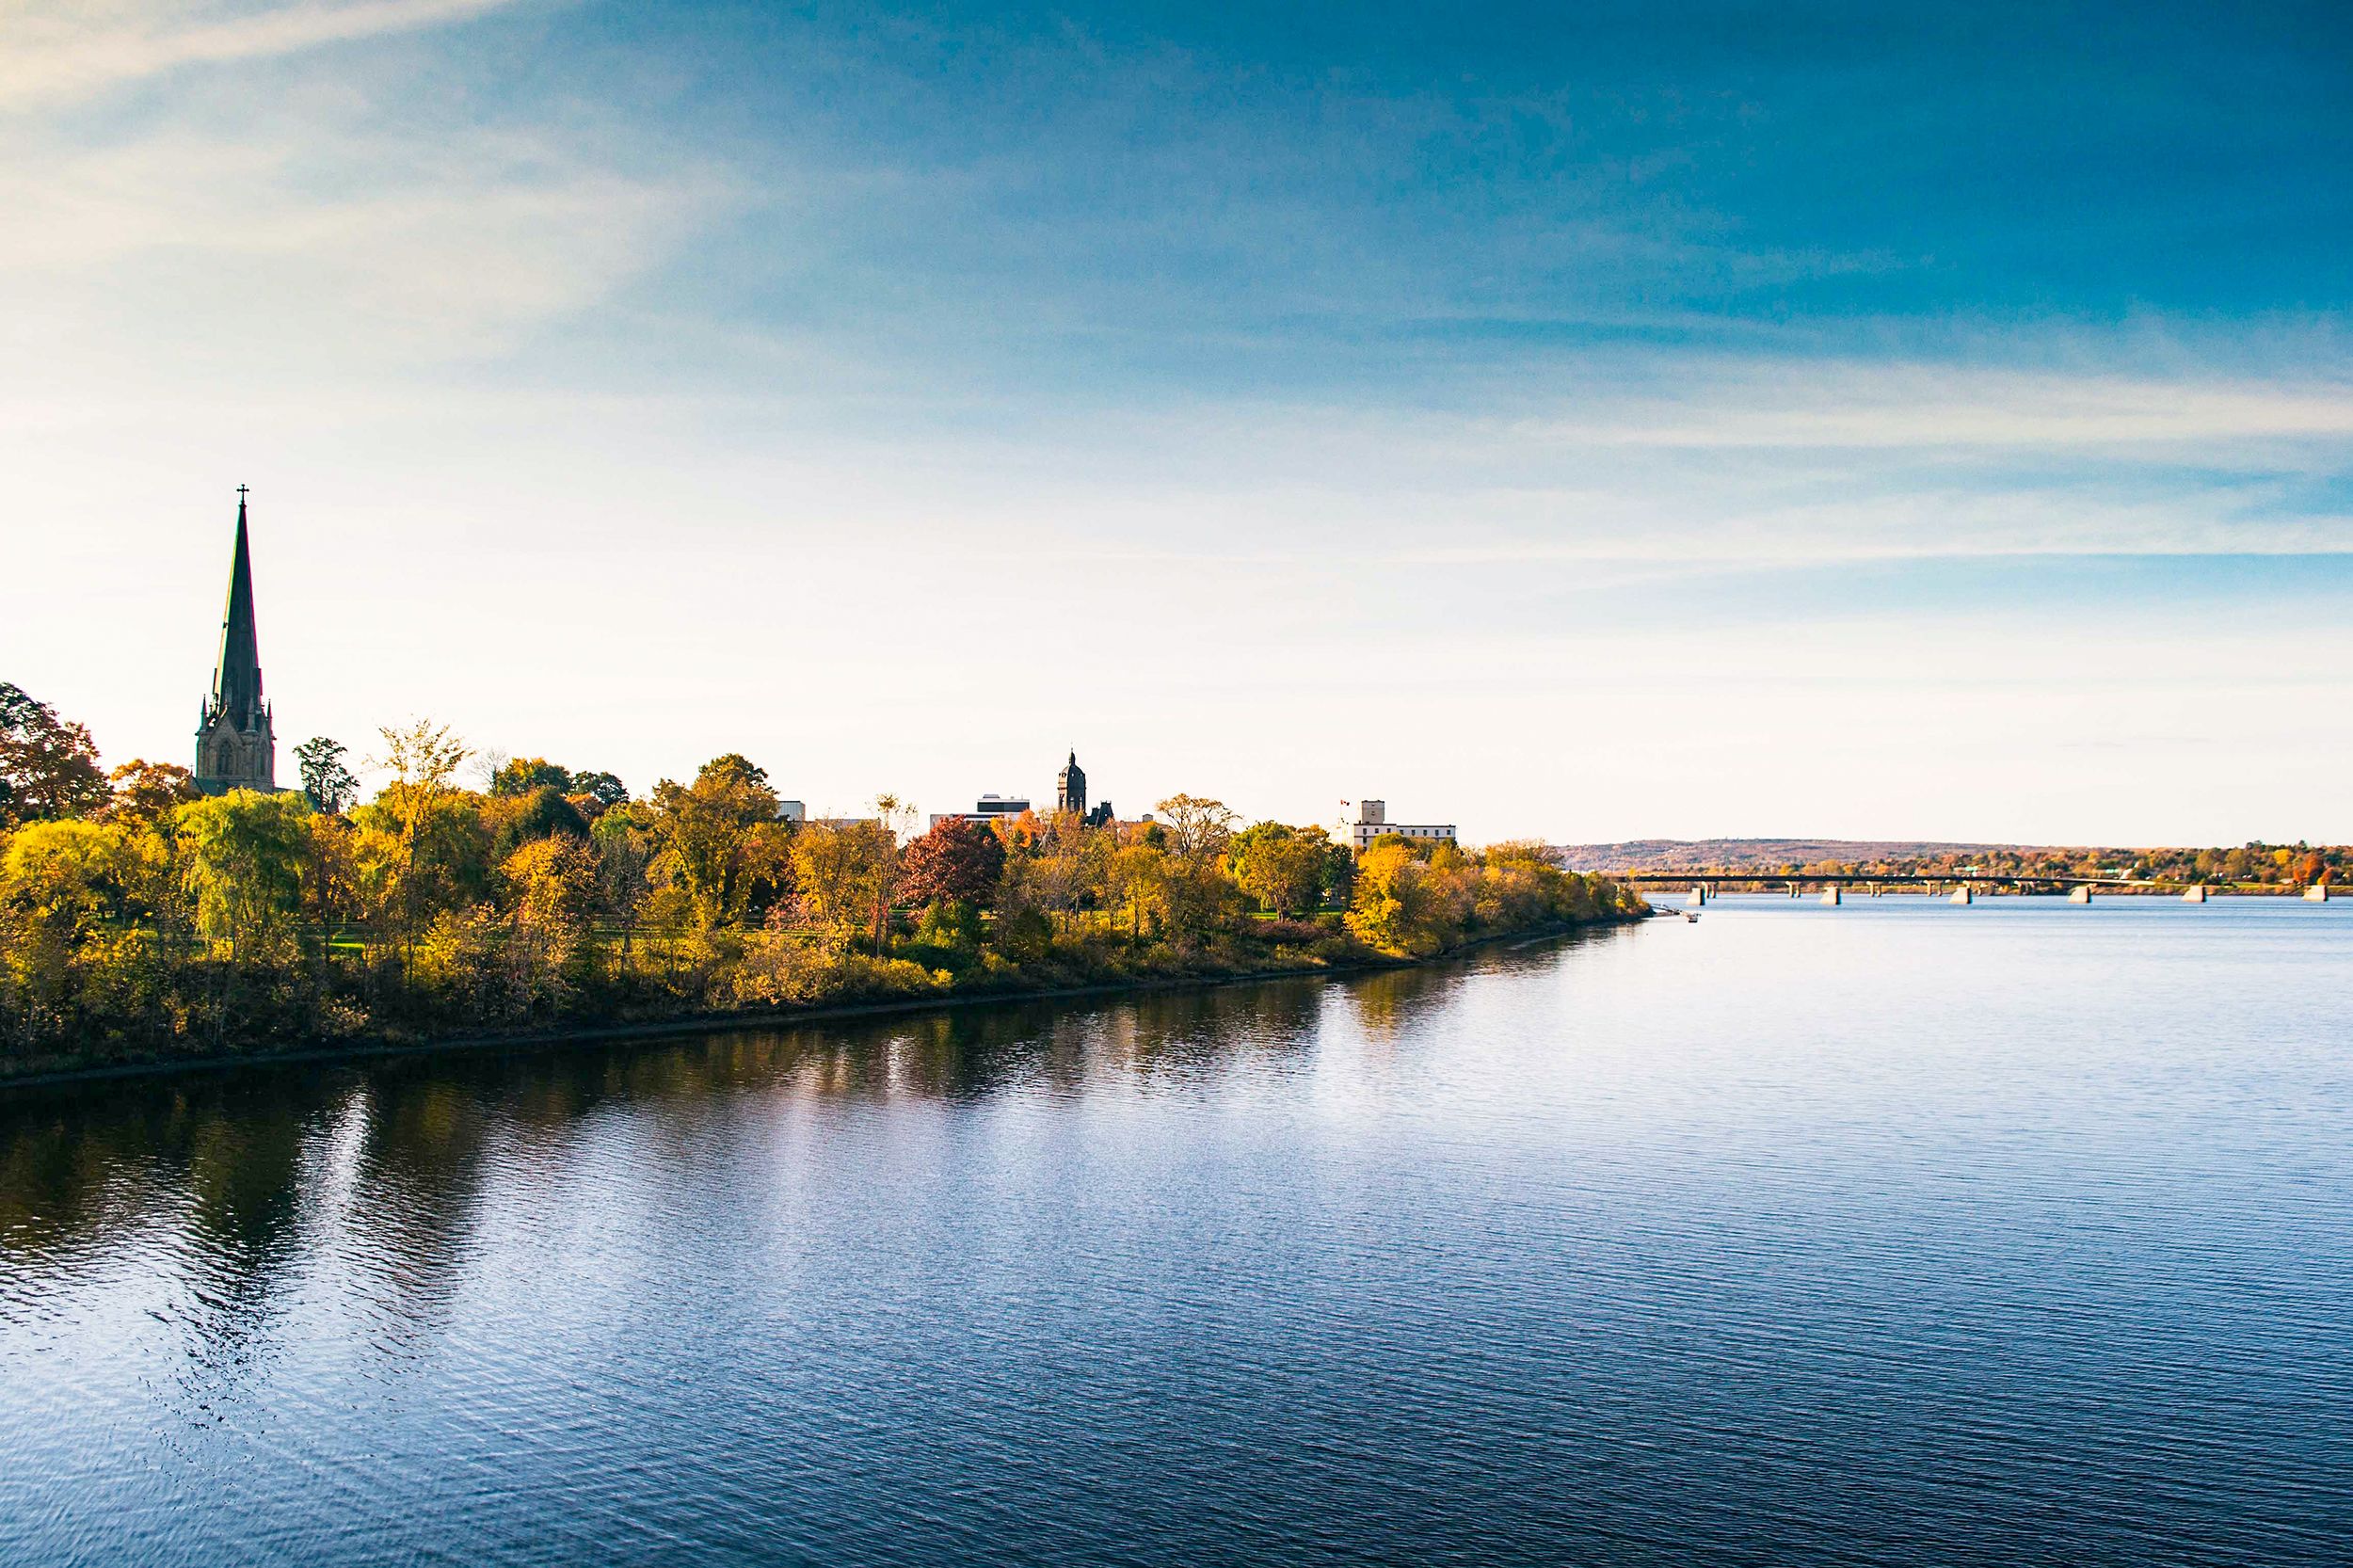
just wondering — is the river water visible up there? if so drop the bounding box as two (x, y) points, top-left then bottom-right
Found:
(3, 896), (2348, 1566)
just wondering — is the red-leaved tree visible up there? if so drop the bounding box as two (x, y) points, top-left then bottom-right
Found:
(897, 816), (1007, 907)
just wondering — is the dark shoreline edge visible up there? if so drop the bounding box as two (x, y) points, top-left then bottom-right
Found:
(0, 918), (1639, 1095)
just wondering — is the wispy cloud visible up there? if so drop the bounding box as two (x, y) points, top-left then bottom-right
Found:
(0, 0), (533, 109)
(0, 125), (717, 363)
(1514, 360), (2353, 452)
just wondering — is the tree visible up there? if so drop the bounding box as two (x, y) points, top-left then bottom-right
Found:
(0, 682), (105, 826)
(790, 817), (895, 951)
(367, 719), (472, 968)
(490, 756), (572, 797)
(1154, 793), (1236, 863)
(1108, 841), (1170, 939)
(483, 785), (589, 860)
(0, 819), (134, 940)
(569, 770), (629, 811)
(866, 794), (917, 953)
(294, 737), (360, 814)
(648, 754), (781, 926)
(1021, 808), (1110, 928)
(899, 815), (1006, 908)
(1228, 822), (1340, 919)
(1346, 838), (1438, 955)
(591, 805), (655, 958)
(177, 791), (312, 959)
(102, 760), (200, 826)
(499, 835), (600, 1007)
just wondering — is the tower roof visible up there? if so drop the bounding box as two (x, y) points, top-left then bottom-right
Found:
(209, 488), (264, 726)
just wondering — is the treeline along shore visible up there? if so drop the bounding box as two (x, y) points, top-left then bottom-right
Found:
(0, 691), (1645, 1081)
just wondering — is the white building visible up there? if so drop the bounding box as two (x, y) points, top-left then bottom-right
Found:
(927, 793), (1031, 831)
(1336, 799), (1456, 854)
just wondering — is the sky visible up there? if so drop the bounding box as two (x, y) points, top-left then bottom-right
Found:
(3, 0), (2350, 844)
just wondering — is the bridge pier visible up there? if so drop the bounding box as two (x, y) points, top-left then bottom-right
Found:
(2306, 884), (2330, 903)
(1687, 885), (1706, 907)
(1822, 887), (1841, 905)
(2069, 886), (2093, 904)
(1950, 887), (1973, 905)
(2184, 885), (2208, 903)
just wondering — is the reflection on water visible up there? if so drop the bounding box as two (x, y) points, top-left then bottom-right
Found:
(4, 909), (2347, 1567)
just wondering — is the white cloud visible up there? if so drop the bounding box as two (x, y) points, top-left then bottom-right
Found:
(0, 0), (533, 109)
(0, 125), (716, 364)
(1514, 360), (2353, 452)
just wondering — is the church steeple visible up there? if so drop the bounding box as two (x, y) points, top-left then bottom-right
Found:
(195, 487), (278, 795)
(211, 487), (264, 728)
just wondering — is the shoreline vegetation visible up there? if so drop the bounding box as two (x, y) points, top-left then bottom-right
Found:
(0, 695), (1645, 1085)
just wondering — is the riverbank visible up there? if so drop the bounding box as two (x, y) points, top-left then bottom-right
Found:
(0, 916), (1636, 1092)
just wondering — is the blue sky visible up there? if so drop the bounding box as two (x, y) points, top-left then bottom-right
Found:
(3, 0), (2349, 841)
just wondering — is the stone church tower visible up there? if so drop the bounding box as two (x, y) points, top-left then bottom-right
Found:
(194, 488), (278, 795)
(1055, 750), (1086, 817)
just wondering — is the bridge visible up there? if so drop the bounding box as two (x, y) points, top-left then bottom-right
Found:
(1608, 870), (2330, 904)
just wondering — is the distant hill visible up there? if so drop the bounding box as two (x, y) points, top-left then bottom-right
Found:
(1553, 839), (2057, 872)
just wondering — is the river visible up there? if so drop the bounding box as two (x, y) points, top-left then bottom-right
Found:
(3, 896), (2347, 1565)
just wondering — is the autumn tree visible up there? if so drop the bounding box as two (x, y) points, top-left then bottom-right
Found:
(1346, 838), (1440, 955)
(1228, 822), (1343, 918)
(1154, 793), (1236, 863)
(500, 835), (600, 1005)
(365, 719), (472, 968)
(1108, 841), (1170, 939)
(490, 756), (572, 797)
(102, 760), (201, 826)
(649, 754), (781, 927)
(898, 815), (1005, 908)
(591, 804), (656, 958)
(483, 785), (590, 861)
(0, 682), (106, 827)
(791, 817), (895, 951)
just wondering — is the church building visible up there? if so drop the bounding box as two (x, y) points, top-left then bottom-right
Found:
(1056, 750), (1116, 827)
(194, 488), (279, 795)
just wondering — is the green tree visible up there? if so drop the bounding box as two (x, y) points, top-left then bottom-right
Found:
(294, 737), (360, 814)
(177, 791), (312, 959)
(569, 770), (630, 811)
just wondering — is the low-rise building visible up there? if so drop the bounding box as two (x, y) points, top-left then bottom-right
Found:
(1337, 799), (1456, 854)
(928, 793), (1030, 831)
